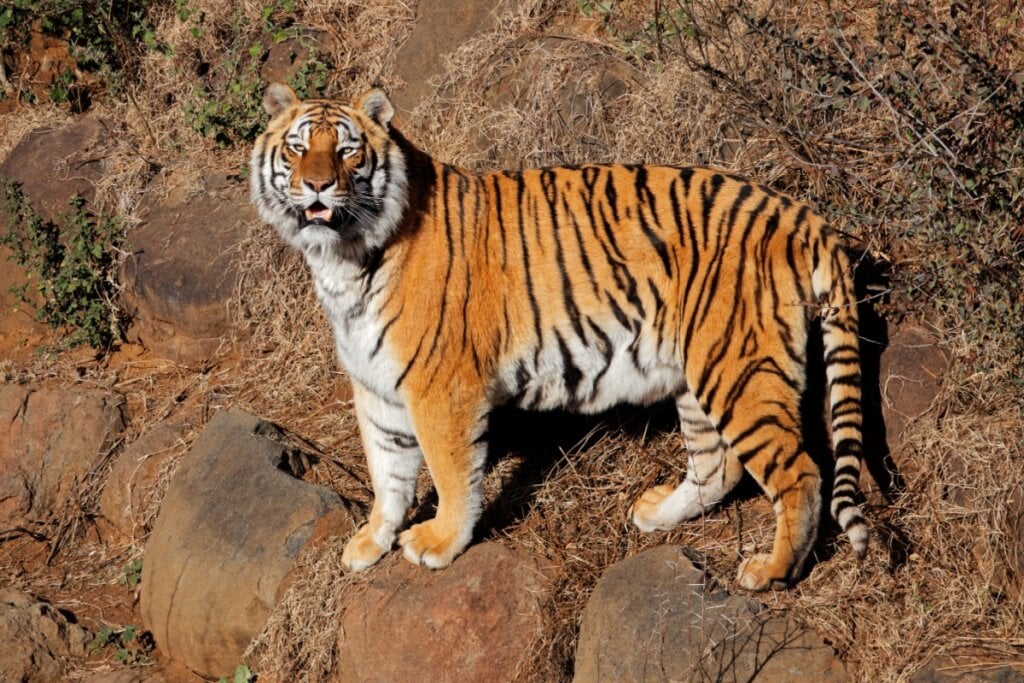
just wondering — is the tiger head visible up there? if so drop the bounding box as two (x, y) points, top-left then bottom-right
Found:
(250, 83), (408, 262)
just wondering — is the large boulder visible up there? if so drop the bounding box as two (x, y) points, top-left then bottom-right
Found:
(0, 589), (91, 682)
(336, 542), (551, 683)
(99, 414), (196, 538)
(119, 182), (255, 366)
(0, 383), (125, 528)
(0, 118), (111, 223)
(140, 408), (354, 678)
(574, 545), (849, 682)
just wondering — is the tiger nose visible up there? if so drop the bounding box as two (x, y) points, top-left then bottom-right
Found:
(304, 178), (334, 192)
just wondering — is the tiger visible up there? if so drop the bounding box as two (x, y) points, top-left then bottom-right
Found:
(249, 82), (869, 591)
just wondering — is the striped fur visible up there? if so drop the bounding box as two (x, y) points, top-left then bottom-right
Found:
(250, 84), (868, 590)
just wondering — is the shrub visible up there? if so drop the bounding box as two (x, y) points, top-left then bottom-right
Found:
(1, 177), (124, 349)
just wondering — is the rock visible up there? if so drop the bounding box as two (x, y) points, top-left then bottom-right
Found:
(140, 408), (354, 678)
(879, 324), (949, 447)
(574, 545), (849, 682)
(99, 415), (196, 537)
(0, 589), (91, 682)
(392, 0), (508, 113)
(81, 666), (176, 683)
(119, 182), (255, 365)
(259, 31), (334, 86)
(0, 245), (49, 364)
(336, 543), (550, 683)
(0, 118), (112, 223)
(911, 658), (1024, 682)
(0, 383), (126, 528)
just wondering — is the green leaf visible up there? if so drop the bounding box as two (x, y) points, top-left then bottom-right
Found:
(234, 664), (253, 683)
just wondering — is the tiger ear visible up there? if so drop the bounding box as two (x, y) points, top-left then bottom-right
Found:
(263, 83), (299, 117)
(356, 88), (394, 127)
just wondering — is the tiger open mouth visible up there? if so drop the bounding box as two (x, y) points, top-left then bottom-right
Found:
(302, 201), (334, 228)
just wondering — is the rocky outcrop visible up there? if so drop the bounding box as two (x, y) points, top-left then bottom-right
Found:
(99, 414), (196, 537)
(0, 118), (112, 223)
(140, 408), (353, 678)
(118, 182), (255, 366)
(574, 545), (849, 682)
(0, 589), (91, 683)
(337, 542), (551, 683)
(0, 383), (125, 528)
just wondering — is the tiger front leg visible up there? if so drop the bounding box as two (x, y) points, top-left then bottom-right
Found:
(398, 397), (489, 569)
(342, 382), (423, 571)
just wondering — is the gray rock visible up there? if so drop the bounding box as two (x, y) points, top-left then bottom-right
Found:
(574, 545), (850, 682)
(0, 118), (112, 223)
(140, 408), (354, 678)
(119, 182), (255, 366)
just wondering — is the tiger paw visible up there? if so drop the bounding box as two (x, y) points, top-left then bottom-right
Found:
(398, 519), (466, 569)
(630, 483), (681, 532)
(341, 523), (390, 572)
(736, 553), (789, 591)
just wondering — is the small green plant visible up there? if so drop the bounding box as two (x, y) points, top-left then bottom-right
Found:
(0, 176), (123, 349)
(288, 51), (331, 100)
(180, 1), (334, 146)
(119, 559), (143, 588)
(218, 664), (255, 683)
(89, 624), (154, 666)
(578, 0), (615, 18)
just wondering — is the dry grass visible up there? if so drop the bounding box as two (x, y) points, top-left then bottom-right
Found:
(1, 0), (1022, 681)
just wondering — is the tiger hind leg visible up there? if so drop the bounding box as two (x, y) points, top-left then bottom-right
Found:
(630, 391), (744, 531)
(718, 375), (821, 591)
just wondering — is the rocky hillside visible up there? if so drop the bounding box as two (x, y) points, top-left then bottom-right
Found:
(1, 1), (1022, 681)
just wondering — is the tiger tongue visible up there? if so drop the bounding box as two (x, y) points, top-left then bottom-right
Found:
(305, 206), (333, 222)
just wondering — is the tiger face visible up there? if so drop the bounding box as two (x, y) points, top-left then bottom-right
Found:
(250, 83), (408, 261)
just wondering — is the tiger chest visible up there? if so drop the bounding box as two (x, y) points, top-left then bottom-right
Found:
(310, 266), (404, 402)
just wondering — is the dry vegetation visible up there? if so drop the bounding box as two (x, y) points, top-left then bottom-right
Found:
(1, 0), (1022, 681)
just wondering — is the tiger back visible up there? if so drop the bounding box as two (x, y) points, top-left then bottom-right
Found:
(250, 83), (868, 591)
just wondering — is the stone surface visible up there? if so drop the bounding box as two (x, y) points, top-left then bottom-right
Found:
(911, 658), (1024, 682)
(0, 245), (49, 364)
(879, 324), (949, 447)
(574, 545), (849, 682)
(0, 118), (112, 223)
(119, 182), (255, 365)
(0, 588), (91, 682)
(393, 0), (508, 113)
(140, 408), (353, 679)
(0, 383), (125, 528)
(99, 415), (196, 537)
(336, 543), (551, 683)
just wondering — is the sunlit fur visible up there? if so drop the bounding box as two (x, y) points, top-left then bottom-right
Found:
(251, 84), (869, 590)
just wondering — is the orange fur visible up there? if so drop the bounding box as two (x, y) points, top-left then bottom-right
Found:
(251, 85), (868, 589)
